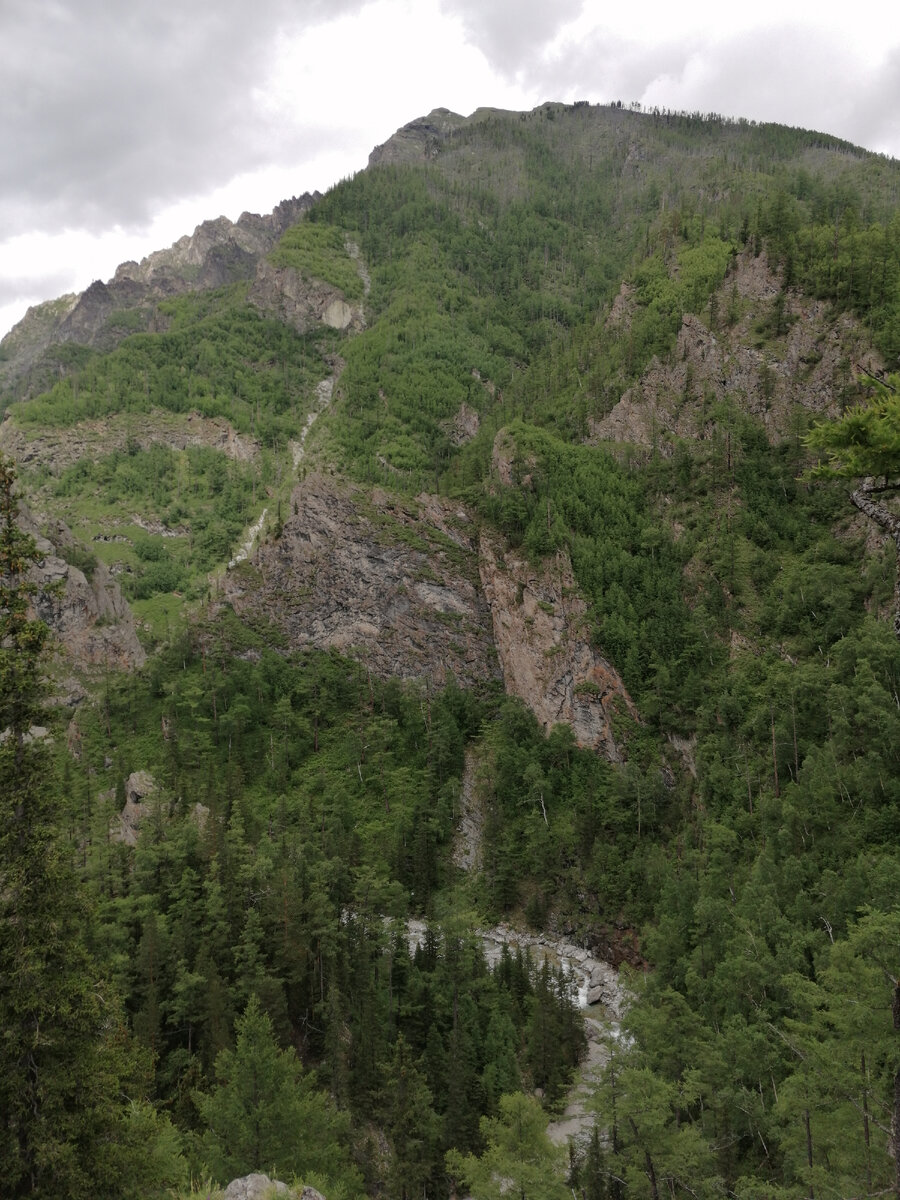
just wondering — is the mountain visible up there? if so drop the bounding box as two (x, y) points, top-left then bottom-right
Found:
(1, 102), (900, 1198)
(0, 194), (318, 403)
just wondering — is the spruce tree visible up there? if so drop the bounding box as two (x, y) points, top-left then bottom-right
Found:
(0, 454), (161, 1198)
(195, 995), (363, 1195)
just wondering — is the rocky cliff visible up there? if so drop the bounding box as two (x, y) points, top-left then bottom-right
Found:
(221, 473), (500, 689)
(19, 507), (145, 676)
(478, 532), (637, 759)
(592, 249), (879, 450)
(368, 107), (471, 166)
(0, 196), (319, 402)
(248, 260), (365, 334)
(219, 470), (636, 759)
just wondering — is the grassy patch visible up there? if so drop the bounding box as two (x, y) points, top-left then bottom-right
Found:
(269, 221), (365, 300)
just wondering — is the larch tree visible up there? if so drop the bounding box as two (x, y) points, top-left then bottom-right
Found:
(0, 453), (177, 1198)
(806, 383), (900, 638)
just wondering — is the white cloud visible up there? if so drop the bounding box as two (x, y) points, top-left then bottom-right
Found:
(1, 0), (899, 340)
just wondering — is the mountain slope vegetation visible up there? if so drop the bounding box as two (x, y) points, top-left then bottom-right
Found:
(1, 101), (900, 1198)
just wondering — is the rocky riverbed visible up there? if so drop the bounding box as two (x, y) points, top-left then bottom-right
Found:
(406, 917), (630, 1147)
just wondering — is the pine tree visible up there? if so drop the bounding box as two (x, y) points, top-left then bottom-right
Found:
(383, 1034), (441, 1200)
(806, 384), (900, 637)
(0, 454), (159, 1198)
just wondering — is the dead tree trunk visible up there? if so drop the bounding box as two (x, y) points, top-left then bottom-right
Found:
(850, 480), (900, 640)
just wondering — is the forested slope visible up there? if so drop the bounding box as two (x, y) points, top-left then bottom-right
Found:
(1, 102), (900, 1198)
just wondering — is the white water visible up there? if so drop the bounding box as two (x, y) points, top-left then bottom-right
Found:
(227, 374), (334, 571)
(227, 506), (268, 569)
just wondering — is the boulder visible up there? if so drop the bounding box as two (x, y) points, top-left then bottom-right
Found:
(221, 1178), (326, 1200)
(222, 1174), (289, 1200)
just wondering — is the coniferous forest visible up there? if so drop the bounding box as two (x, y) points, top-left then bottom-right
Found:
(2, 101), (900, 1199)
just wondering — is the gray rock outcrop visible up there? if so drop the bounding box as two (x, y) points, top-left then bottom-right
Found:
(592, 250), (879, 450)
(19, 508), (145, 673)
(221, 474), (499, 689)
(222, 1175), (290, 1200)
(0, 197), (319, 401)
(222, 1177), (325, 1200)
(110, 770), (157, 847)
(248, 261), (365, 334)
(368, 107), (469, 166)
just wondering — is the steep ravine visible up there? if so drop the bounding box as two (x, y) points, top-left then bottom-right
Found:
(446, 751), (630, 1148)
(407, 916), (628, 1149)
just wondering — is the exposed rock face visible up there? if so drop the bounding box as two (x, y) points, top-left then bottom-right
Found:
(20, 508), (145, 673)
(604, 280), (636, 332)
(0, 294), (79, 395)
(444, 401), (480, 447)
(592, 250), (879, 449)
(407, 918), (629, 1019)
(110, 770), (157, 847)
(248, 261), (365, 334)
(222, 473), (637, 758)
(0, 409), (258, 476)
(478, 532), (637, 759)
(452, 748), (483, 872)
(0, 196), (319, 400)
(221, 474), (500, 689)
(491, 428), (534, 488)
(222, 1175), (289, 1199)
(368, 107), (469, 165)
(114, 198), (316, 289)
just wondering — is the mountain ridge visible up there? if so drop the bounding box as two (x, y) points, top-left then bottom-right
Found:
(2, 100), (900, 1198)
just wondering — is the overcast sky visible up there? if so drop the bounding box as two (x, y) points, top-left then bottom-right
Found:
(1, 0), (898, 339)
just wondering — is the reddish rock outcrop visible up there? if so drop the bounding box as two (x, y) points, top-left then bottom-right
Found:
(478, 532), (637, 759)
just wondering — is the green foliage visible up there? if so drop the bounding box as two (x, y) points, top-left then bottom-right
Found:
(446, 1092), (569, 1200)
(0, 456), (49, 734)
(591, 1053), (722, 1199)
(270, 220), (364, 299)
(11, 285), (333, 447)
(66, 631), (586, 1184)
(50, 441), (264, 599)
(806, 382), (900, 480)
(195, 997), (363, 1196)
(310, 150), (641, 487)
(0, 456), (173, 1200)
(482, 422), (709, 716)
(7, 103), (900, 1199)
(627, 235), (733, 362)
(761, 193), (900, 358)
(773, 909), (899, 1196)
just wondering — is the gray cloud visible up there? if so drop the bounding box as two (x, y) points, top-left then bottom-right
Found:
(632, 26), (900, 156)
(0, 272), (74, 309)
(4, 0), (895, 252)
(843, 46), (900, 157)
(0, 0), (361, 237)
(451, 14), (899, 159)
(439, 0), (583, 78)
